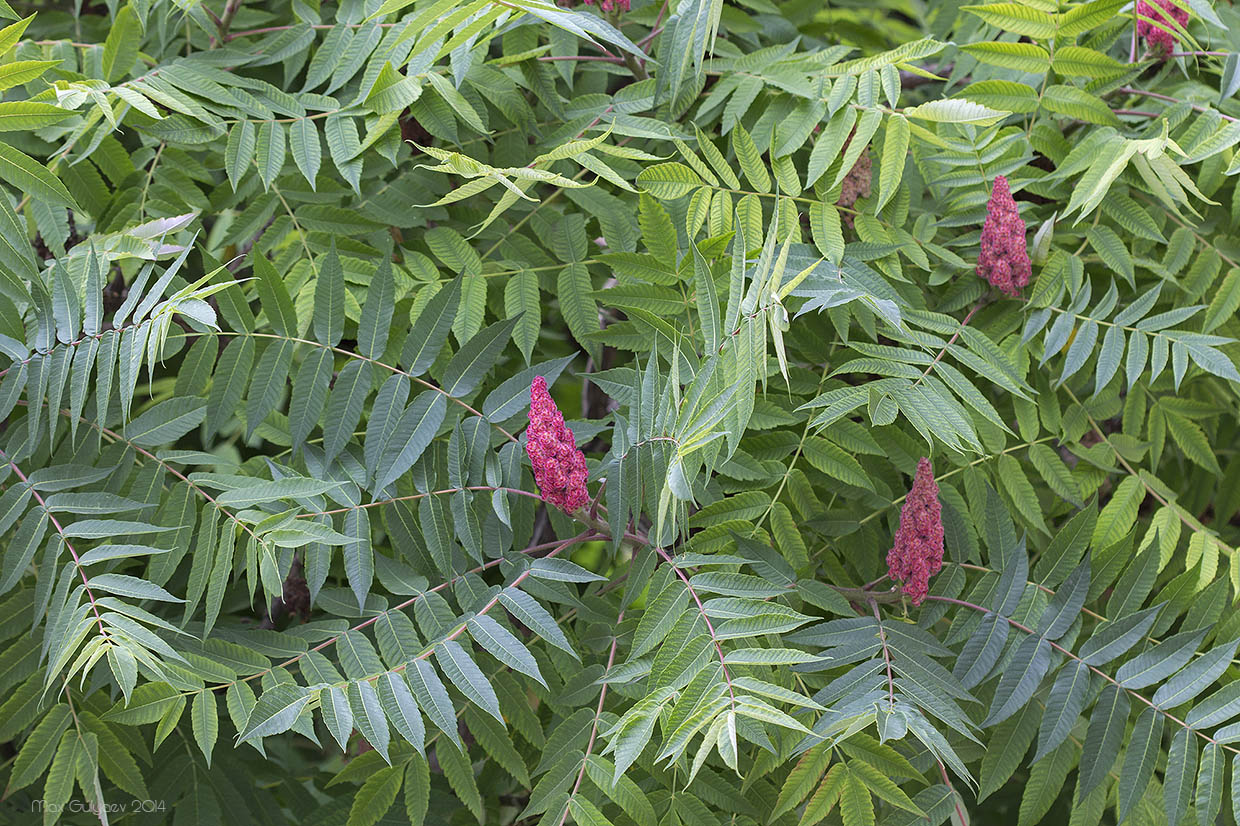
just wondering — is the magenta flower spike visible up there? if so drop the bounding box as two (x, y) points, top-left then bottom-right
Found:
(977, 175), (1031, 297)
(526, 376), (590, 514)
(886, 458), (944, 606)
(582, 0), (631, 11)
(1137, 0), (1189, 54)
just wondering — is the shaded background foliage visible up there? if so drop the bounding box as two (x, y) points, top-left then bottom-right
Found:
(1, 0), (1240, 824)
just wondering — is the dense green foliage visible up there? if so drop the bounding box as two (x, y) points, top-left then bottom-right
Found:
(3, 0), (1240, 823)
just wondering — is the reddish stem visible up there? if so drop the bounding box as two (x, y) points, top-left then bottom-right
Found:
(2, 453), (107, 638)
(301, 485), (544, 517)
(652, 545), (736, 702)
(218, 530), (600, 693)
(638, 0), (668, 47)
(924, 594), (1238, 756)
(538, 55), (625, 63)
(913, 300), (982, 388)
(1117, 86), (1238, 122)
(871, 599), (896, 710)
(557, 608), (624, 826)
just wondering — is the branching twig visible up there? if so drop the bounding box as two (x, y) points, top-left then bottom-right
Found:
(925, 594), (1239, 757)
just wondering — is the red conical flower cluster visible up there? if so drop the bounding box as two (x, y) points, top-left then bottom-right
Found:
(1137, 0), (1188, 55)
(977, 175), (1031, 297)
(526, 376), (589, 514)
(582, 0), (630, 11)
(886, 458), (944, 606)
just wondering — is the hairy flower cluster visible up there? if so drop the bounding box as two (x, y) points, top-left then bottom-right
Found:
(836, 131), (872, 227)
(977, 175), (1031, 297)
(886, 458), (944, 606)
(1137, 0), (1188, 54)
(582, 0), (631, 11)
(527, 376), (589, 514)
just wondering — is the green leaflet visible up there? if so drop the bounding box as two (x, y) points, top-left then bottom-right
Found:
(1117, 706), (1162, 823)
(405, 658), (463, 750)
(1077, 683), (1130, 798)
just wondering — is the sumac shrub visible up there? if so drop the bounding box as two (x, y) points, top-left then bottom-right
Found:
(0, 0), (1239, 824)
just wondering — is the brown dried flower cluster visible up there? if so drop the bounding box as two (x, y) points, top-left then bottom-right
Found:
(836, 131), (872, 226)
